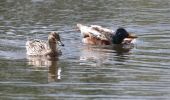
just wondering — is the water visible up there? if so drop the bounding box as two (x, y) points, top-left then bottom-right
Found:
(0, 0), (170, 100)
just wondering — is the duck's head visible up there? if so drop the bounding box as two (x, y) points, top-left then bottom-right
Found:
(48, 32), (64, 46)
(112, 28), (137, 44)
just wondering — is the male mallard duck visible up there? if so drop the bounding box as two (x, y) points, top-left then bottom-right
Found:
(26, 32), (64, 57)
(77, 24), (137, 45)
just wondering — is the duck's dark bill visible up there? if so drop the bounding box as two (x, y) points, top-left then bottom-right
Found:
(58, 41), (64, 46)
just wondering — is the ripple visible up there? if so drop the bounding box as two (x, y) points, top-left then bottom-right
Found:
(0, 0), (170, 99)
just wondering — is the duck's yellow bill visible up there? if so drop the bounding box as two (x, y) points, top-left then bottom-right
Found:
(128, 33), (138, 38)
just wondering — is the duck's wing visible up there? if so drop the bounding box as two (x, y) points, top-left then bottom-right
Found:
(90, 25), (114, 33)
(77, 24), (112, 41)
(26, 39), (48, 56)
(77, 24), (103, 38)
(90, 25), (114, 41)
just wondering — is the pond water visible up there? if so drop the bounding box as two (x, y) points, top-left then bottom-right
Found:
(0, 0), (170, 100)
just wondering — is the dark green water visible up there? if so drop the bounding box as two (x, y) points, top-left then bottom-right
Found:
(0, 0), (170, 100)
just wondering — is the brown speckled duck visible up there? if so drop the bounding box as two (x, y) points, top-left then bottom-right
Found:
(26, 32), (64, 57)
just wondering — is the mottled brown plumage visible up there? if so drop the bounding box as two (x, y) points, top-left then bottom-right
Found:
(26, 32), (64, 57)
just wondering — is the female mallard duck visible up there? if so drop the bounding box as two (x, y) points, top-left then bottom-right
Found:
(26, 32), (64, 57)
(77, 24), (137, 45)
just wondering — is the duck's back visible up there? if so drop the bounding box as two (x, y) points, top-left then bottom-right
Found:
(26, 39), (48, 56)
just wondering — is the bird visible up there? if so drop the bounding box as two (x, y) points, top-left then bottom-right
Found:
(77, 24), (137, 45)
(26, 32), (64, 57)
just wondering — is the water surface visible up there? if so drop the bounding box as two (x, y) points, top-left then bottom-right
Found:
(0, 0), (170, 100)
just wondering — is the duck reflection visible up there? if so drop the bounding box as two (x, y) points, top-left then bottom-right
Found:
(27, 56), (61, 82)
(80, 44), (134, 65)
(112, 44), (134, 55)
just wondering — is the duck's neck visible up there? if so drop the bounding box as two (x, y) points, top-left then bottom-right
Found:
(48, 41), (57, 51)
(112, 36), (124, 44)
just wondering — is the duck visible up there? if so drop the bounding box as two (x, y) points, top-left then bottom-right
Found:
(26, 32), (64, 57)
(77, 24), (137, 45)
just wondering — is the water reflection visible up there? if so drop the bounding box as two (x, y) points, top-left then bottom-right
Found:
(1, 0), (170, 99)
(27, 56), (61, 82)
(80, 44), (134, 65)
